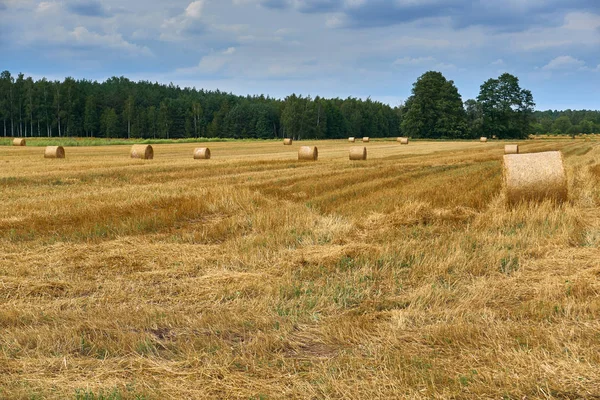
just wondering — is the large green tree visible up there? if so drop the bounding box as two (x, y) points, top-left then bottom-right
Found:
(552, 116), (572, 135)
(401, 71), (467, 139)
(477, 73), (535, 139)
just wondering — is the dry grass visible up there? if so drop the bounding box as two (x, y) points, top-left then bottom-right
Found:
(1, 139), (600, 399)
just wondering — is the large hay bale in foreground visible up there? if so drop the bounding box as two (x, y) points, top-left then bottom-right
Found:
(504, 144), (519, 154)
(298, 146), (318, 161)
(348, 137), (355, 143)
(130, 144), (154, 160)
(283, 138), (293, 145)
(362, 137), (370, 143)
(44, 146), (65, 159)
(13, 138), (25, 146)
(480, 137), (488, 143)
(503, 151), (567, 206)
(398, 137), (409, 145)
(193, 147), (211, 159)
(349, 146), (367, 160)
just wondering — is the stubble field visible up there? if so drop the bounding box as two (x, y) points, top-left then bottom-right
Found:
(1, 138), (599, 399)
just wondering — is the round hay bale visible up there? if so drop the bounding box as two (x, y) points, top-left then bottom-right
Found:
(362, 137), (370, 143)
(12, 138), (26, 146)
(44, 146), (65, 159)
(398, 137), (409, 145)
(298, 146), (318, 161)
(503, 151), (568, 206)
(504, 144), (519, 155)
(348, 137), (355, 143)
(130, 144), (154, 160)
(349, 146), (367, 160)
(283, 138), (293, 145)
(193, 147), (211, 159)
(480, 137), (488, 143)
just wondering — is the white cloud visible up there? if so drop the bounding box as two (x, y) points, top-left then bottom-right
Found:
(185, 0), (206, 19)
(491, 59), (504, 65)
(541, 55), (585, 71)
(326, 14), (345, 28)
(176, 47), (237, 74)
(160, 0), (209, 41)
(69, 26), (151, 55)
(508, 12), (600, 51)
(563, 12), (600, 31)
(392, 56), (455, 71)
(16, 22), (152, 56)
(393, 56), (435, 65)
(36, 1), (59, 13)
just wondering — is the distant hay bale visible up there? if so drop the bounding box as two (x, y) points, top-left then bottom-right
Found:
(298, 146), (318, 161)
(283, 138), (293, 145)
(130, 144), (154, 160)
(504, 144), (519, 154)
(362, 137), (370, 143)
(349, 146), (367, 160)
(503, 151), (568, 206)
(12, 138), (25, 146)
(348, 137), (355, 143)
(398, 137), (409, 145)
(480, 137), (488, 143)
(193, 147), (211, 159)
(44, 146), (65, 159)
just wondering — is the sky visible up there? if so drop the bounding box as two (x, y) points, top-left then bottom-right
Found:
(0, 0), (599, 110)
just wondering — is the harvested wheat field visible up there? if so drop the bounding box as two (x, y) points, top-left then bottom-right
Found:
(1, 139), (600, 399)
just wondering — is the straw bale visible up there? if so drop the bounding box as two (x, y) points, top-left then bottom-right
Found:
(44, 146), (65, 159)
(349, 146), (367, 160)
(503, 151), (568, 205)
(398, 137), (409, 144)
(12, 138), (25, 146)
(480, 137), (488, 143)
(283, 138), (293, 145)
(504, 144), (519, 154)
(348, 137), (355, 143)
(130, 144), (154, 160)
(362, 137), (370, 142)
(193, 147), (211, 159)
(298, 146), (318, 161)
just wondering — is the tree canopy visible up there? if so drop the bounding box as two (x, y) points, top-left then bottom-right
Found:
(476, 73), (535, 139)
(400, 71), (468, 139)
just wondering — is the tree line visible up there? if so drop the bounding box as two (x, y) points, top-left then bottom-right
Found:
(531, 109), (600, 136)
(0, 71), (399, 140)
(0, 70), (597, 140)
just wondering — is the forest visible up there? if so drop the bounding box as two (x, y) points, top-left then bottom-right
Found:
(0, 70), (598, 140)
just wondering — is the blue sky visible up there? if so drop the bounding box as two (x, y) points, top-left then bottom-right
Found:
(1, 0), (599, 110)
